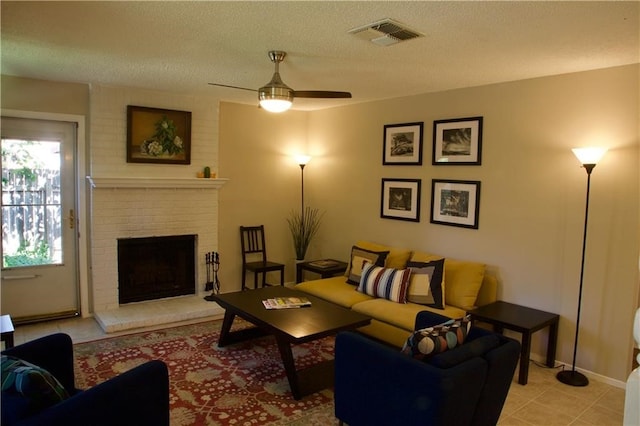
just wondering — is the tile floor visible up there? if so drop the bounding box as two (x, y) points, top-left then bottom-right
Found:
(7, 308), (628, 426)
(10, 296), (225, 345)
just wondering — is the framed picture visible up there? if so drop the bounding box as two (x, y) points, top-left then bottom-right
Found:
(127, 105), (192, 164)
(430, 179), (481, 229)
(381, 178), (421, 222)
(432, 116), (483, 165)
(383, 122), (424, 165)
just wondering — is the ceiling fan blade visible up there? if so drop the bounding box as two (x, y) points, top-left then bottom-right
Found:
(208, 83), (257, 92)
(292, 90), (352, 99)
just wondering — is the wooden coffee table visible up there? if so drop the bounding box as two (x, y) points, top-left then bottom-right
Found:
(211, 286), (371, 399)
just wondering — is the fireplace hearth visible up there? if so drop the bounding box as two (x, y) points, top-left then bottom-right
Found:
(117, 234), (196, 304)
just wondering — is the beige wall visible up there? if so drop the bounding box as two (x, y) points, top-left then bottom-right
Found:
(219, 65), (639, 383)
(1, 75), (89, 115)
(218, 103), (309, 289)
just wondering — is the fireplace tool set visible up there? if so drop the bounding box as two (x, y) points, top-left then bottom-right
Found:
(203, 251), (220, 301)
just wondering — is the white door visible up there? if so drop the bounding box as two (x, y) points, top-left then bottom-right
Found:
(1, 117), (79, 322)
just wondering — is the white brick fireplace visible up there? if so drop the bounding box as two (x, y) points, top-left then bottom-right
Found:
(88, 177), (227, 331)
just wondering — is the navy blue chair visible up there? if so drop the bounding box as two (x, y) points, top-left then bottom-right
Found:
(2, 333), (169, 426)
(334, 311), (520, 426)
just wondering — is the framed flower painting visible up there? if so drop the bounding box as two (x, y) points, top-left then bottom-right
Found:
(126, 105), (192, 164)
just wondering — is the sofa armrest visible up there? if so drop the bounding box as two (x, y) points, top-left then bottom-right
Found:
(16, 360), (170, 426)
(2, 333), (76, 392)
(476, 274), (498, 307)
(335, 331), (487, 426)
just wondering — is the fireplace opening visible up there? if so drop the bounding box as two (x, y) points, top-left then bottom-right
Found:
(117, 234), (196, 304)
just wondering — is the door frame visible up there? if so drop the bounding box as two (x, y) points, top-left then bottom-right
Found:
(2, 109), (90, 318)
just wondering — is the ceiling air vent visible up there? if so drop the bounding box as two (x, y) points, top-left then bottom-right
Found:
(348, 18), (423, 47)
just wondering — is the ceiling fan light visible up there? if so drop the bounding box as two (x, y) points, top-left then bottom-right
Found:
(259, 99), (292, 113)
(259, 85), (293, 113)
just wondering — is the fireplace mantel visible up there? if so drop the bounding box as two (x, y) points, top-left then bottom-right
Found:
(87, 176), (229, 189)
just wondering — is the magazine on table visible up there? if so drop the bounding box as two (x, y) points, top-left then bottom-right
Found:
(262, 297), (312, 309)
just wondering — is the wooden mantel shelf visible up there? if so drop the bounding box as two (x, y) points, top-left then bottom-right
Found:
(86, 176), (229, 189)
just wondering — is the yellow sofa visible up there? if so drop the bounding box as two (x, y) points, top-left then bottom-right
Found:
(295, 241), (497, 347)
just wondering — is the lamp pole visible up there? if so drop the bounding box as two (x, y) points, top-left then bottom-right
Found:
(299, 163), (306, 220)
(557, 147), (606, 387)
(557, 164), (594, 387)
(296, 155), (311, 221)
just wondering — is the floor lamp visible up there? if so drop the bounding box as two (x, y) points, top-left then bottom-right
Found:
(295, 155), (311, 215)
(557, 147), (607, 387)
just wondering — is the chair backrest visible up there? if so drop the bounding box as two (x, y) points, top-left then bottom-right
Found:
(240, 225), (268, 264)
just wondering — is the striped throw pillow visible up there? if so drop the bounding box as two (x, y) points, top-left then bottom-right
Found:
(357, 262), (411, 303)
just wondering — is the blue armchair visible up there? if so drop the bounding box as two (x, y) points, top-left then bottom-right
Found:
(335, 311), (520, 426)
(2, 333), (170, 426)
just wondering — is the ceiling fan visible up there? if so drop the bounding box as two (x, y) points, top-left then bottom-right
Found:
(208, 51), (352, 113)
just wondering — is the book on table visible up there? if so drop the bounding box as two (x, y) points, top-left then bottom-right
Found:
(307, 259), (340, 269)
(262, 297), (312, 309)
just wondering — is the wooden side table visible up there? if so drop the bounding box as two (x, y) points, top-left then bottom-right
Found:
(468, 301), (559, 385)
(1, 315), (15, 349)
(296, 259), (348, 283)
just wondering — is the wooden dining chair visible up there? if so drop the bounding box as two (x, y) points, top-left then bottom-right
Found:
(239, 225), (285, 290)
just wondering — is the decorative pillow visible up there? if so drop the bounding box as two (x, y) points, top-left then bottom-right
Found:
(411, 252), (486, 312)
(406, 259), (445, 309)
(346, 245), (389, 285)
(356, 262), (411, 303)
(354, 241), (412, 269)
(401, 315), (471, 360)
(429, 334), (500, 368)
(1, 355), (69, 417)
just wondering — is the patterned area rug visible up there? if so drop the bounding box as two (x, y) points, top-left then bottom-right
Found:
(73, 320), (338, 425)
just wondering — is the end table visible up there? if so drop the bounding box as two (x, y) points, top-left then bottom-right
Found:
(468, 301), (559, 385)
(1, 315), (15, 349)
(296, 259), (348, 283)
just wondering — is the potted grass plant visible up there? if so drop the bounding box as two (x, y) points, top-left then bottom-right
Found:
(287, 207), (323, 261)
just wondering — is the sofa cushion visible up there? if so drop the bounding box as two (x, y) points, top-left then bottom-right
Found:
(411, 252), (485, 311)
(406, 259), (445, 309)
(352, 299), (467, 333)
(401, 316), (471, 360)
(429, 334), (501, 369)
(346, 245), (389, 284)
(1, 355), (70, 422)
(357, 263), (411, 303)
(354, 241), (412, 270)
(296, 276), (373, 308)
(352, 300), (429, 332)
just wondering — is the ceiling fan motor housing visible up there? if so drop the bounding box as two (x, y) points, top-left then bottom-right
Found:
(259, 72), (293, 103)
(260, 52), (294, 103)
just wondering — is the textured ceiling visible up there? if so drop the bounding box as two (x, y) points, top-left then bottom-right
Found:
(1, 1), (638, 111)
